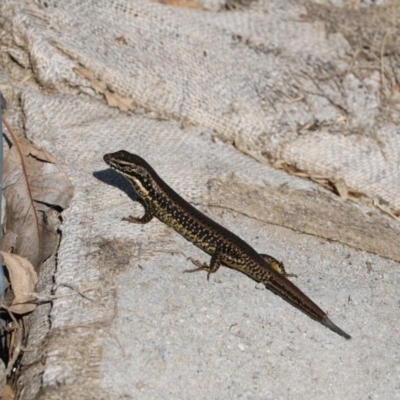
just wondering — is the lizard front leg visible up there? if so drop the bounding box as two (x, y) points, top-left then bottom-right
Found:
(122, 205), (154, 224)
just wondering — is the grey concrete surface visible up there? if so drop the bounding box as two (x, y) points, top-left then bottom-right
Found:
(20, 92), (400, 399)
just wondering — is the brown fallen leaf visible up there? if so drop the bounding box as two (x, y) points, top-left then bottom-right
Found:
(333, 178), (349, 200)
(1, 230), (17, 253)
(2, 118), (74, 270)
(73, 67), (107, 94)
(1, 252), (37, 314)
(104, 91), (134, 112)
(74, 67), (134, 111)
(0, 384), (16, 400)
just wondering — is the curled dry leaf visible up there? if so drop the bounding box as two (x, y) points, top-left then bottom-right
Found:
(1, 252), (38, 314)
(2, 129), (74, 270)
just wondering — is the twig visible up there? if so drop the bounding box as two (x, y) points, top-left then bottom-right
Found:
(30, 284), (117, 303)
(0, 304), (23, 384)
(373, 199), (400, 222)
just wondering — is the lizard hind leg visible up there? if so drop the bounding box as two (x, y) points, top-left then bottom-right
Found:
(184, 251), (222, 281)
(259, 254), (298, 278)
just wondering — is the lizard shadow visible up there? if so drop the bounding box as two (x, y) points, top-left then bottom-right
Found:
(93, 168), (140, 203)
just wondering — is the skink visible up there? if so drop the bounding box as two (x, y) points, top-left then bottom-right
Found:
(104, 150), (351, 339)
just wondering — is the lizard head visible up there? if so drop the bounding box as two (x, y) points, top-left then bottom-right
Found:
(104, 150), (156, 197)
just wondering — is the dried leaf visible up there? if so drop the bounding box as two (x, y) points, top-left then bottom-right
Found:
(1, 252), (38, 314)
(334, 178), (349, 200)
(2, 122), (74, 269)
(115, 36), (128, 45)
(0, 384), (16, 400)
(74, 67), (134, 111)
(74, 67), (107, 93)
(1, 231), (17, 253)
(104, 91), (134, 112)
